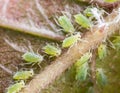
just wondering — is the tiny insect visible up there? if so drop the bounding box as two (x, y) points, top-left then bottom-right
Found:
(22, 52), (43, 65)
(13, 70), (34, 80)
(74, 13), (91, 28)
(62, 33), (81, 48)
(112, 36), (120, 49)
(75, 62), (89, 81)
(75, 52), (92, 67)
(7, 80), (25, 93)
(84, 7), (93, 17)
(43, 44), (61, 57)
(98, 44), (107, 60)
(58, 15), (75, 33)
(96, 68), (107, 86)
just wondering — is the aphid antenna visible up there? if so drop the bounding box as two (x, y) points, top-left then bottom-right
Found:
(4, 37), (28, 53)
(61, 11), (72, 20)
(35, 0), (57, 32)
(28, 41), (34, 53)
(106, 39), (116, 49)
(54, 15), (61, 27)
(54, 16), (65, 32)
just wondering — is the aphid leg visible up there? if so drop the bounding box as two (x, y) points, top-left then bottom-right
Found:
(37, 62), (42, 69)
(107, 39), (116, 49)
(31, 62), (37, 67)
(54, 16), (64, 32)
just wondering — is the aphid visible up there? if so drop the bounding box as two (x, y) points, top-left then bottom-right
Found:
(74, 13), (91, 28)
(58, 15), (75, 33)
(13, 70), (34, 80)
(43, 44), (61, 57)
(98, 44), (107, 59)
(62, 33), (81, 48)
(75, 52), (92, 67)
(22, 52), (43, 64)
(96, 68), (107, 86)
(112, 36), (120, 49)
(104, 0), (118, 3)
(84, 7), (93, 17)
(75, 62), (89, 81)
(7, 81), (25, 93)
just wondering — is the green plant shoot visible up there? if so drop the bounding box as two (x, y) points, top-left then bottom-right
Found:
(98, 44), (107, 59)
(13, 70), (34, 80)
(62, 33), (81, 48)
(74, 13), (91, 28)
(58, 15), (75, 33)
(75, 62), (89, 81)
(87, 87), (94, 93)
(43, 44), (61, 57)
(7, 81), (25, 93)
(75, 52), (92, 67)
(104, 0), (118, 3)
(96, 68), (107, 86)
(22, 52), (43, 64)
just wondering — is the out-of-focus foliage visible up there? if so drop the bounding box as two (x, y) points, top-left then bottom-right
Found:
(104, 0), (118, 3)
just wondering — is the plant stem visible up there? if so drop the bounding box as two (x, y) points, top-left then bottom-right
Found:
(0, 20), (64, 41)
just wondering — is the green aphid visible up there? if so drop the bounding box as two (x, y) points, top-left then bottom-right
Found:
(75, 52), (92, 67)
(62, 33), (80, 48)
(98, 44), (107, 59)
(58, 15), (75, 33)
(13, 70), (34, 80)
(75, 62), (89, 81)
(43, 44), (61, 57)
(74, 13), (91, 28)
(84, 7), (93, 17)
(112, 36), (120, 49)
(96, 68), (107, 86)
(7, 81), (25, 93)
(22, 52), (43, 64)
(104, 0), (118, 3)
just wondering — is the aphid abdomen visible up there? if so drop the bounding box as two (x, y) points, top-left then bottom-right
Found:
(7, 81), (25, 93)
(62, 35), (79, 48)
(43, 44), (61, 57)
(74, 13), (91, 28)
(22, 52), (43, 63)
(13, 70), (34, 80)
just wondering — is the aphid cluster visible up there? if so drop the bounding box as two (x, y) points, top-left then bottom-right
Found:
(75, 52), (92, 81)
(6, 6), (110, 93)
